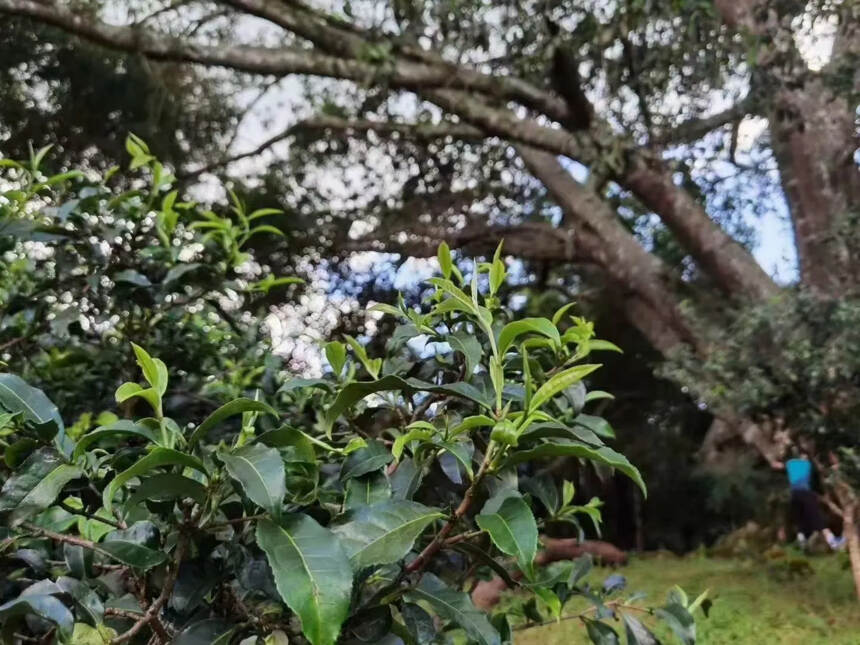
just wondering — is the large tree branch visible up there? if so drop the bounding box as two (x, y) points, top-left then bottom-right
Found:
(221, 0), (572, 123)
(0, 0), (560, 105)
(2, 0), (778, 301)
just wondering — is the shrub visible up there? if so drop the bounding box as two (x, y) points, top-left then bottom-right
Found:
(0, 147), (705, 643)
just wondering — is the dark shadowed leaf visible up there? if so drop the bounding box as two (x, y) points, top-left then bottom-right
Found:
(189, 398), (278, 448)
(523, 474), (559, 514)
(173, 618), (237, 645)
(126, 474), (207, 506)
(499, 441), (645, 495)
(0, 447), (81, 524)
(452, 542), (518, 588)
(98, 540), (167, 570)
(256, 515), (352, 645)
(402, 602), (436, 644)
(0, 594), (73, 641)
(55, 577), (104, 625)
(585, 619), (620, 645)
(340, 439), (392, 480)
(346, 605), (392, 642)
(405, 573), (500, 645)
(391, 458), (423, 500)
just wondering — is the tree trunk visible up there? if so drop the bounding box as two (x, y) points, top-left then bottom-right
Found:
(716, 0), (860, 297)
(517, 146), (707, 355)
(839, 501), (860, 603)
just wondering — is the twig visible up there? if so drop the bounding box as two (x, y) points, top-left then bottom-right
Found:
(205, 514), (266, 530)
(59, 502), (124, 529)
(443, 529), (484, 547)
(512, 599), (651, 631)
(111, 534), (188, 644)
(405, 444), (496, 573)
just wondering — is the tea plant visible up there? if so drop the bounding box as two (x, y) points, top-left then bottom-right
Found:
(0, 242), (705, 644)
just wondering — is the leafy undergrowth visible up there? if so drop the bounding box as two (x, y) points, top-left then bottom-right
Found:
(511, 552), (860, 644)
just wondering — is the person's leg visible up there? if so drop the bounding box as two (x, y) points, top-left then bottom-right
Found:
(796, 490), (843, 550)
(823, 528), (845, 550)
(790, 490), (809, 547)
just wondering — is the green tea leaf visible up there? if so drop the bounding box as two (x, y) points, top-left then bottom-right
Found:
(476, 493), (538, 579)
(256, 515), (352, 645)
(499, 441), (645, 494)
(0, 448), (81, 524)
(344, 471), (391, 510)
(405, 573), (500, 645)
(340, 439), (392, 480)
(530, 364), (601, 412)
(332, 500), (442, 570)
(103, 448), (207, 512)
(98, 541), (167, 570)
(73, 420), (159, 459)
(126, 474), (207, 506)
(189, 398), (277, 448)
(0, 373), (64, 440)
(0, 594), (74, 641)
(220, 444), (286, 515)
(498, 318), (561, 355)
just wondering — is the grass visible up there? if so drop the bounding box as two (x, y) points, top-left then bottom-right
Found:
(511, 552), (860, 644)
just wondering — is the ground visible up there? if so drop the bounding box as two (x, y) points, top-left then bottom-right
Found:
(511, 552), (860, 644)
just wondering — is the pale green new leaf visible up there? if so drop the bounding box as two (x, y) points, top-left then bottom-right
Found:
(529, 364), (601, 412)
(497, 318), (561, 355)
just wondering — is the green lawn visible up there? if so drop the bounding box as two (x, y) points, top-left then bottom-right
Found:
(512, 552), (860, 644)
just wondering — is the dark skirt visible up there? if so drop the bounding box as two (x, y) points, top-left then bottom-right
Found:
(790, 488), (827, 537)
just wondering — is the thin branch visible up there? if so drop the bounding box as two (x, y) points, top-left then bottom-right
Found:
(512, 599), (652, 632)
(405, 445), (496, 573)
(112, 534), (188, 644)
(180, 115), (484, 178)
(653, 96), (755, 146)
(59, 502), (124, 529)
(204, 514), (266, 530)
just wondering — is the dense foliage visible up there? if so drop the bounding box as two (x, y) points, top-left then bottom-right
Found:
(0, 152), (708, 645)
(0, 138), (300, 423)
